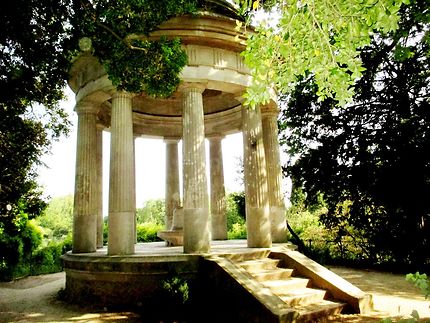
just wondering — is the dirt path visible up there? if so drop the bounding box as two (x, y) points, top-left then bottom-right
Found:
(0, 272), (139, 322)
(0, 268), (429, 322)
(328, 266), (430, 322)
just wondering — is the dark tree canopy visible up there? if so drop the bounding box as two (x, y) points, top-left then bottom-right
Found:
(280, 0), (430, 269)
(0, 0), (73, 219)
(0, 0), (74, 279)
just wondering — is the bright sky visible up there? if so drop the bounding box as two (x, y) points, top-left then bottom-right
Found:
(37, 87), (245, 213)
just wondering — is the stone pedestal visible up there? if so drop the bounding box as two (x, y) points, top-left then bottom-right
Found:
(262, 108), (287, 242)
(181, 84), (211, 253)
(209, 136), (227, 240)
(165, 138), (181, 230)
(108, 92), (135, 255)
(73, 102), (98, 253)
(242, 105), (272, 248)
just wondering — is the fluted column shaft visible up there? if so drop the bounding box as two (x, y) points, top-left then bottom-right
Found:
(96, 124), (104, 248)
(73, 102), (98, 253)
(181, 84), (210, 253)
(108, 91), (135, 255)
(262, 109), (287, 242)
(209, 136), (227, 240)
(165, 138), (180, 230)
(133, 136), (137, 243)
(242, 105), (272, 248)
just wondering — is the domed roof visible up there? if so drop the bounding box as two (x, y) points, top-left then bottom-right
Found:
(197, 0), (244, 21)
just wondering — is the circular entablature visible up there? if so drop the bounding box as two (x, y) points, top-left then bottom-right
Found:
(132, 89), (240, 117)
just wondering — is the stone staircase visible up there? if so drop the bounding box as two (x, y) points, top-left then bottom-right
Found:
(236, 255), (346, 321)
(205, 248), (372, 322)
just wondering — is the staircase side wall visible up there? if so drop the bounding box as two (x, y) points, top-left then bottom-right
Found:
(270, 250), (373, 314)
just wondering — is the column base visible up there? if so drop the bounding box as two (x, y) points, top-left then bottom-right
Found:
(270, 206), (288, 243)
(212, 212), (228, 240)
(108, 211), (135, 255)
(246, 206), (272, 248)
(183, 208), (211, 253)
(73, 214), (97, 253)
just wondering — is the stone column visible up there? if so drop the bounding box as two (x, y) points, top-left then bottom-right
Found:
(165, 138), (181, 230)
(96, 124), (104, 248)
(133, 136), (137, 243)
(208, 135), (227, 240)
(73, 102), (98, 253)
(108, 91), (135, 255)
(262, 107), (287, 242)
(242, 105), (272, 248)
(181, 84), (211, 253)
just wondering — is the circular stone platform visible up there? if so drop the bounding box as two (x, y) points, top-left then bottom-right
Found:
(62, 240), (290, 306)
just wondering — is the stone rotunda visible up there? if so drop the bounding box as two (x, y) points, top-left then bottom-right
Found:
(69, 0), (287, 256)
(63, 2), (373, 318)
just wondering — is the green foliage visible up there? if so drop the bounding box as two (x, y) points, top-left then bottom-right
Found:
(287, 203), (324, 239)
(406, 272), (430, 299)
(136, 222), (163, 243)
(141, 274), (193, 321)
(0, 196), (73, 280)
(1, 0), (71, 280)
(0, 203), (43, 280)
(103, 221), (108, 245)
(280, 0), (430, 270)
(162, 276), (190, 304)
(236, 0), (408, 106)
(71, 0), (198, 97)
(35, 195), (73, 239)
(286, 189), (379, 266)
(227, 222), (247, 239)
(0, 0), (71, 219)
(225, 192), (247, 239)
(226, 192), (246, 231)
(0, 231), (72, 281)
(31, 240), (65, 275)
(136, 199), (165, 226)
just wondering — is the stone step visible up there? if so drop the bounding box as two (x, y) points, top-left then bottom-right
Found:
(221, 250), (271, 262)
(296, 300), (346, 322)
(262, 277), (310, 293)
(251, 267), (294, 282)
(238, 258), (281, 272)
(279, 287), (327, 306)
